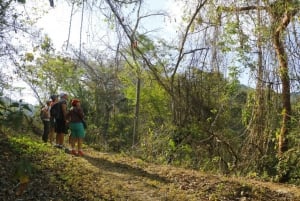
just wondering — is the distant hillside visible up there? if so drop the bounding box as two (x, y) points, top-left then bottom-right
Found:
(291, 92), (300, 103)
(238, 83), (300, 105)
(0, 96), (36, 116)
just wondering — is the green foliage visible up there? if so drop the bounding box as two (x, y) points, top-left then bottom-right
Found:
(17, 0), (26, 3)
(9, 135), (48, 155)
(275, 113), (300, 183)
(5, 0), (300, 185)
(14, 158), (32, 180)
(119, 64), (171, 148)
(139, 122), (201, 168)
(15, 36), (81, 104)
(276, 148), (300, 184)
(107, 113), (133, 151)
(224, 21), (239, 35)
(25, 52), (34, 62)
(291, 98), (300, 142)
(136, 34), (155, 53)
(138, 124), (174, 163)
(259, 154), (278, 178)
(40, 35), (54, 53)
(241, 91), (255, 126)
(1, 127), (299, 200)
(125, 67), (249, 172)
(0, 100), (33, 131)
(219, 22), (238, 52)
(227, 65), (240, 86)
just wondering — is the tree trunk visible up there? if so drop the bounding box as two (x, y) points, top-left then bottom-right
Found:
(272, 24), (291, 182)
(132, 76), (141, 147)
(273, 36), (291, 156)
(272, 10), (294, 156)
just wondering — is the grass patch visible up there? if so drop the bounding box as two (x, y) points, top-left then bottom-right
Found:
(1, 131), (299, 201)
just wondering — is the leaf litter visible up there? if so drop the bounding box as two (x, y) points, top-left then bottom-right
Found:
(0, 131), (299, 201)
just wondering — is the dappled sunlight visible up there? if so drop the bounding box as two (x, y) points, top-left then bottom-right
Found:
(82, 151), (170, 184)
(1, 131), (300, 200)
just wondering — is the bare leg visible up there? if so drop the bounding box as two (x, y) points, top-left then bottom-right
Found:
(77, 138), (84, 156)
(78, 138), (83, 151)
(71, 137), (76, 150)
(56, 133), (64, 147)
(49, 128), (55, 144)
(60, 133), (64, 146)
(55, 133), (59, 145)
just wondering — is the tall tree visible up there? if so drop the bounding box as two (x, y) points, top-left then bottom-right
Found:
(268, 0), (298, 156)
(208, 0), (299, 179)
(0, 0), (25, 94)
(15, 36), (80, 105)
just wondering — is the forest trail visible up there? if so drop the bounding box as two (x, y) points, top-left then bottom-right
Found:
(1, 131), (300, 201)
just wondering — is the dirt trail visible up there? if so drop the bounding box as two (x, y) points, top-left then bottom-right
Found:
(1, 131), (300, 201)
(79, 148), (300, 201)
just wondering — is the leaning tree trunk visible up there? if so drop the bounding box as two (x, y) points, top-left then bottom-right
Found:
(270, 1), (298, 182)
(273, 34), (291, 156)
(271, 7), (295, 156)
(272, 24), (291, 182)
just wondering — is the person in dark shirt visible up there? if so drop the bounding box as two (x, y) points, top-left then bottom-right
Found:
(67, 99), (85, 156)
(54, 93), (69, 149)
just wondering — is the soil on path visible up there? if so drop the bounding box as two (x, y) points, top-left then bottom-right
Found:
(0, 131), (299, 201)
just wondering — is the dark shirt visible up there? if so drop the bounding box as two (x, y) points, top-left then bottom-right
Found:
(59, 99), (68, 121)
(68, 107), (84, 123)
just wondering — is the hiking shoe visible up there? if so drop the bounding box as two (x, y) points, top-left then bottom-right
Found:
(78, 150), (84, 156)
(71, 150), (77, 156)
(64, 148), (71, 154)
(54, 144), (64, 149)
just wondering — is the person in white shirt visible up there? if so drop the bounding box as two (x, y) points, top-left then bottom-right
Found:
(41, 100), (51, 143)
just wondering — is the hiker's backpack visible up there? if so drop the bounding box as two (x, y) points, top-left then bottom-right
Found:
(40, 106), (49, 121)
(40, 107), (48, 120)
(50, 102), (62, 120)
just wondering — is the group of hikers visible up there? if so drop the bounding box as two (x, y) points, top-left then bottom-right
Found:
(40, 93), (86, 156)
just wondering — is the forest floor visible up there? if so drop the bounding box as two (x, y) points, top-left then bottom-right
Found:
(0, 130), (300, 201)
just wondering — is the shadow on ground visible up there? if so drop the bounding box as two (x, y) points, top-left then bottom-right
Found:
(83, 153), (169, 184)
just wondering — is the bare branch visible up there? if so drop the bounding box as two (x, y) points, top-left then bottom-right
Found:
(218, 5), (267, 12)
(172, 0), (208, 82)
(182, 47), (209, 57)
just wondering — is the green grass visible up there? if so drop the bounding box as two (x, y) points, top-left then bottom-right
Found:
(1, 131), (300, 201)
